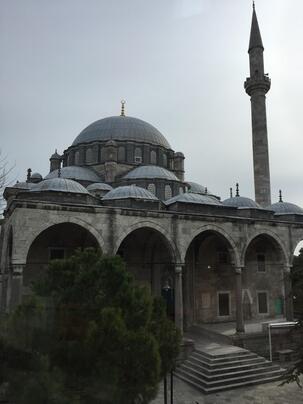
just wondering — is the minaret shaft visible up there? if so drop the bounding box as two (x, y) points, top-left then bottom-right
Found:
(244, 6), (271, 207)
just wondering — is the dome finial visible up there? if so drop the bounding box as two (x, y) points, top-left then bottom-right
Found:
(236, 183), (240, 197)
(279, 189), (283, 202)
(120, 100), (126, 117)
(253, 1), (255, 10)
(205, 187), (208, 195)
(230, 187), (233, 198)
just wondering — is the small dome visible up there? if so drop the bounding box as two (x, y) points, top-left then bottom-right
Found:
(31, 172), (43, 180)
(45, 166), (102, 183)
(87, 183), (113, 192)
(72, 116), (171, 149)
(175, 152), (184, 158)
(165, 192), (222, 206)
(187, 181), (211, 195)
(223, 196), (261, 209)
(102, 185), (158, 201)
(50, 151), (61, 159)
(269, 201), (303, 215)
(123, 165), (180, 181)
(12, 181), (35, 190)
(30, 178), (89, 194)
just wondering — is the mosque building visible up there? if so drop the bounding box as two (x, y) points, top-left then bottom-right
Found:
(1, 5), (303, 337)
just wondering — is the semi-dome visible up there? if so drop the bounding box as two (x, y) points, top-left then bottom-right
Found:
(30, 178), (89, 194)
(87, 183), (113, 192)
(123, 165), (179, 181)
(269, 201), (303, 215)
(223, 196), (261, 209)
(72, 116), (171, 149)
(45, 166), (102, 183)
(165, 192), (222, 206)
(102, 185), (158, 201)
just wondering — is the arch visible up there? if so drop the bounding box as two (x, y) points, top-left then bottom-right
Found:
(241, 229), (289, 267)
(22, 217), (105, 264)
(114, 220), (180, 262)
(182, 224), (240, 266)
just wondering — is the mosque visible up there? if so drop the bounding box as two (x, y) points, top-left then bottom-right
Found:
(1, 6), (303, 337)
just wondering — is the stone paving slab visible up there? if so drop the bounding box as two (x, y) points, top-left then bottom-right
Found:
(150, 376), (303, 404)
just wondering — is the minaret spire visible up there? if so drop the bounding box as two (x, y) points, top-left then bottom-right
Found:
(244, 5), (271, 207)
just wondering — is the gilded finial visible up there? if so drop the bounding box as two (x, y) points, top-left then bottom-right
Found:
(230, 187), (233, 198)
(279, 189), (283, 202)
(236, 183), (239, 197)
(120, 100), (126, 117)
(26, 168), (32, 182)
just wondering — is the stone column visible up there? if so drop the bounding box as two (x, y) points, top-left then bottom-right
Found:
(7, 264), (24, 311)
(174, 264), (184, 335)
(235, 266), (245, 333)
(284, 265), (294, 321)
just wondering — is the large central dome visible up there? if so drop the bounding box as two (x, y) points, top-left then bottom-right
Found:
(72, 116), (171, 149)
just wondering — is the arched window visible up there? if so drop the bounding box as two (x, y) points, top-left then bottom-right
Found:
(134, 147), (142, 163)
(147, 183), (156, 195)
(74, 151), (80, 165)
(179, 187), (184, 194)
(118, 146), (125, 162)
(86, 148), (93, 163)
(163, 154), (167, 167)
(150, 150), (157, 165)
(101, 148), (106, 162)
(164, 185), (172, 200)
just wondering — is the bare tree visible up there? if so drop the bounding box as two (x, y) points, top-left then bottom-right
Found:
(0, 150), (15, 215)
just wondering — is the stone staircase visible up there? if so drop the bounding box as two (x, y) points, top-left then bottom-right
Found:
(175, 346), (285, 394)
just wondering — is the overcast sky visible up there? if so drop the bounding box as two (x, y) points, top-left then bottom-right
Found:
(1, 0), (303, 205)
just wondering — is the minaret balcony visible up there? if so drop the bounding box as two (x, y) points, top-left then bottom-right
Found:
(244, 75), (271, 95)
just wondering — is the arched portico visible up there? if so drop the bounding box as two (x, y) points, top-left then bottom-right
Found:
(116, 225), (184, 331)
(183, 229), (241, 330)
(3, 222), (101, 312)
(242, 232), (291, 321)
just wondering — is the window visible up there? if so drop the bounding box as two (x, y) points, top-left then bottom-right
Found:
(257, 291), (268, 314)
(257, 254), (266, 272)
(86, 148), (93, 163)
(179, 187), (184, 194)
(49, 248), (65, 260)
(218, 292), (230, 316)
(147, 183), (156, 195)
(100, 148), (106, 162)
(150, 150), (157, 165)
(163, 154), (167, 167)
(134, 147), (142, 163)
(118, 146), (125, 161)
(164, 185), (172, 200)
(74, 151), (80, 165)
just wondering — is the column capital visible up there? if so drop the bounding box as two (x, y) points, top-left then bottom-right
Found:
(11, 264), (24, 276)
(174, 263), (184, 274)
(234, 266), (244, 274)
(284, 265), (293, 274)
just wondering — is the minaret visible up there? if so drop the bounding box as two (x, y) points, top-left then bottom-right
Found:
(244, 3), (271, 207)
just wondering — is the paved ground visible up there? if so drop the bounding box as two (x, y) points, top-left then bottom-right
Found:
(150, 376), (303, 404)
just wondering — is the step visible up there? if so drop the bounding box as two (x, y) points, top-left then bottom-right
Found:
(179, 362), (282, 382)
(175, 371), (284, 394)
(192, 350), (258, 363)
(189, 354), (265, 369)
(183, 358), (274, 375)
(175, 367), (284, 389)
(197, 348), (251, 360)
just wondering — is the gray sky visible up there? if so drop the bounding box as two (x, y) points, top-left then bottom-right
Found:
(1, 0), (303, 205)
